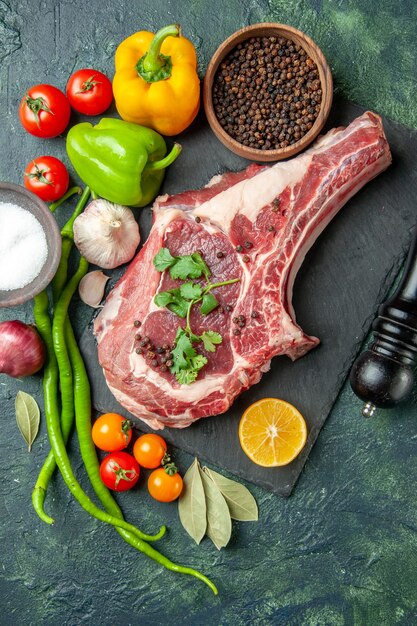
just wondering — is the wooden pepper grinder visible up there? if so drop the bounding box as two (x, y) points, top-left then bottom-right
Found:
(350, 227), (417, 416)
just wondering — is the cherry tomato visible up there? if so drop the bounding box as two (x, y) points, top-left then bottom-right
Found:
(19, 84), (71, 138)
(148, 467), (183, 502)
(24, 156), (69, 202)
(100, 451), (140, 492)
(92, 413), (133, 452)
(133, 434), (167, 469)
(66, 69), (113, 116)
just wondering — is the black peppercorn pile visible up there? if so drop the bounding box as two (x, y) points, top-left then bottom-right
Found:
(212, 36), (322, 150)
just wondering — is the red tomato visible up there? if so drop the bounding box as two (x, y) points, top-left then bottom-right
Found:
(24, 156), (69, 202)
(100, 452), (140, 492)
(148, 467), (183, 502)
(133, 434), (167, 469)
(19, 84), (71, 138)
(92, 413), (133, 452)
(66, 69), (113, 115)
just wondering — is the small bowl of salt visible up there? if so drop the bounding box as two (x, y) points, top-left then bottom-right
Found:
(0, 182), (62, 307)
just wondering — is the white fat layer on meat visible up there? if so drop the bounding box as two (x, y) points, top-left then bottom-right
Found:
(190, 117), (374, 233)
(155, 207), (185, 230)
(206, 173), (224, 188)
(129, 350), (252, 402)
(156, 193), (169, 204)
(192, 154), (313, 230)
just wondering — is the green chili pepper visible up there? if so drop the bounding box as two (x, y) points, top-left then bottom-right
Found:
(65, 307), (217, 593)
(66, 118), (181, 207)
(32, 290), (61, 524)
(33, 187), (163, 539)
(50, 259), (217, 591)
(32, 188), (217, 593)
(32, 187), (91, 524)
(34, 291), (216, 593)
(61, 296), (147, 533)
(49, 186), (82, 213)
(33, 188), (163, 541)
(35, 256), (164, 541)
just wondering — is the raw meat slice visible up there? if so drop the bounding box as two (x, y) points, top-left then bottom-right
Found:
(95, 112), (391, 429)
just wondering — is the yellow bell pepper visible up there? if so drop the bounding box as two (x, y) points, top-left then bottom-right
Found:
(113, 24), (200, 136)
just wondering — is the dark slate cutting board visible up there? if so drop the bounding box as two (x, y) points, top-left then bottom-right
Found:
(80, 99), (417, 496)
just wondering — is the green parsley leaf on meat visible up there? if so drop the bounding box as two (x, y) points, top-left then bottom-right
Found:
(171, 329), (196, 374)
(153, 247), (177, 271)
(200, 293), (219, 315)
(180, 282), (203, 300)
(169, 253), (211, 281)
(201, 330), (223, 353)
(154, 288), (189, 318)
(169, 329), (208, 384)
(191, 252), (211, 281)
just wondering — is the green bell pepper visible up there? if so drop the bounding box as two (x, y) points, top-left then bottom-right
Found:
(66, 118), (181, 207)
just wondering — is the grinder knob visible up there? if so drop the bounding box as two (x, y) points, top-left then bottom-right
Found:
(350, 227), (417, 416)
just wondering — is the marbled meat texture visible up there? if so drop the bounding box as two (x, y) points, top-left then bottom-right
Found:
(94, 112), (391, 429)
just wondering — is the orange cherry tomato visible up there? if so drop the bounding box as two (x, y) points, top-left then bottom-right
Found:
(148, 467), (183, 502)
(92, 413), (132, 452)
(133, 433), (167, 469)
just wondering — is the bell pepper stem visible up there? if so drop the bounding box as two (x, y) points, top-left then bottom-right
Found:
(144, 143), (182, 171)
(137, 24), (180, 83)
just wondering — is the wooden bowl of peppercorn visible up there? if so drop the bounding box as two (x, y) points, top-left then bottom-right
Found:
(203, 23), (333, 162)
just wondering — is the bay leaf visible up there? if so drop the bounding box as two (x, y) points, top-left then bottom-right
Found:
(199, 464), (232, 550)
(178, 458), (207, 544)
(203, 467), (258, 522)
(15, 391), (40, 452)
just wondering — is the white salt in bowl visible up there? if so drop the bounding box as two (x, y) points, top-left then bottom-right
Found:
(0, 182), (62, 307)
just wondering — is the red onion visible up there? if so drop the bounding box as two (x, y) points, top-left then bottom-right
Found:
(0, 320), (46, 378)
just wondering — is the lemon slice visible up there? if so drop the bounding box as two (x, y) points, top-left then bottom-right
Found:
(238, 398), (307, 467)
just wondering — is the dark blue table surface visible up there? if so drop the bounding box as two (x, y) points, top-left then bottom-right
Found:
(0, 1), (416, 624)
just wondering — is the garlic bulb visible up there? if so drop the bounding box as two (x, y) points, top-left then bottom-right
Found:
(73, 199), (140, 269)
(79, 271), (110, 308)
